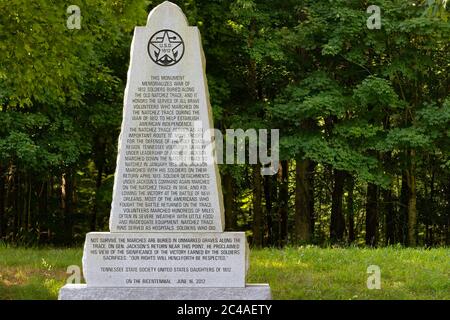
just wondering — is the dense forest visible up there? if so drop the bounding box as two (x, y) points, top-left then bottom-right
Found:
(0, 0), (448, 247)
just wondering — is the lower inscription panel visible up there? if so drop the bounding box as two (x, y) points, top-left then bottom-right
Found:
(82, 232), (247, 288)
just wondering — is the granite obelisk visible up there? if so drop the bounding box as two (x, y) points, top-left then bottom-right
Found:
(59, 1), (271, 300)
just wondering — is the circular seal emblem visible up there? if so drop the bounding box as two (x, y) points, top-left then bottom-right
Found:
(148, 29), (185, 67)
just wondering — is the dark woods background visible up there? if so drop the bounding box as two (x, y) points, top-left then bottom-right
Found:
(0, 0), (449, 247)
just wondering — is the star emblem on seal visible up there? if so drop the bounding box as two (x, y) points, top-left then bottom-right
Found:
(148, 30), (185, 67)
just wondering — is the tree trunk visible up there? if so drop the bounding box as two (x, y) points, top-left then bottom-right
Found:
(92, 139), (106, 231)
(365, 183), (379, 246)
(407, 178), (417, 247)
(308, 161), (316, 237)
(406, 149), (417, 247)
(278, 160), (289, 246)
(22, 176), (27, 232)
(399, 173), (409, 245)
(0, 165), (5, 239)
(26, 175), (32, 234)
(252, 164), (263, 247)
(447, 215), (450, 246)
(426, 169), (435, 247)
(347, 175), (355, 243)
(446, 182), (450, 246)
(48, 176), (55, 243)
(13, 170), (19, 241)
(91, 163), (103, 231)
(61, 170), (74, 245)
(384, 188), (395, 245)
(223, 171), (236, 231)
(295, 159), (311, 243)
(447, 198), (450, 246)
(38, 181), (49, 244)
(263, 175), (274, 246)
(330, 169), (346, 243)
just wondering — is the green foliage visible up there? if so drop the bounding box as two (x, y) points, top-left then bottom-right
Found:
(0, 0), (448, 246)
(0, 0), (148, 243)
(250, 246), (450, 299)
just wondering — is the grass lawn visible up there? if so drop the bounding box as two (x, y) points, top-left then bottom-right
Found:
(0, 245), (448, 300)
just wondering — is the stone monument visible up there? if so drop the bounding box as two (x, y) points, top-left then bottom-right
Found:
(59, 1), (271, 300)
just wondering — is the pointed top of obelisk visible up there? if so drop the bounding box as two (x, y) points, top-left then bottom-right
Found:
(147, 1), (189, 28)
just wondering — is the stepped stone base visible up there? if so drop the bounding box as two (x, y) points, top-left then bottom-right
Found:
(58, 284), (271, 300)
(81, 232), (249, 288)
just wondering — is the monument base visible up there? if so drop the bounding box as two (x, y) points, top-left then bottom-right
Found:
(59, 284), (271, 300)
(81, 232), (249, 288)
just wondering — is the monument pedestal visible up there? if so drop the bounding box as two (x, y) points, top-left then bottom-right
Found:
(80, 232), (249, 288)
(59, 284), (272, 300)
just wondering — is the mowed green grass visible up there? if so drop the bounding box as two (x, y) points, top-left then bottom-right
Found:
(0, 247), (82, 300)
(0, 245), (448, 300)
(248, 247), (449, 299)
